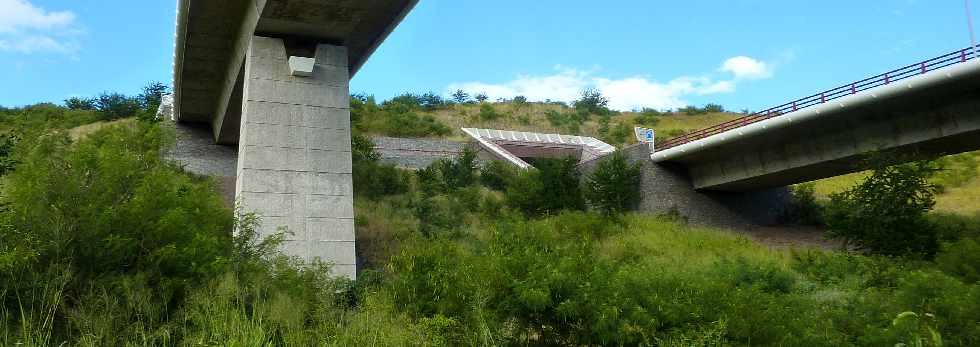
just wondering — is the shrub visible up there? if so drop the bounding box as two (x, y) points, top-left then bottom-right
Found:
(935, 237), (980, 283)
(824, 157), (940, 257)
(478, 103), (501, 121)
(634, 108), (661, 126)
(435, 149), (478, 190)
(474, 93), (488, 102)
(351, 134), (409, 199)
(506, 157), (584, 216)
(480, 160), (517, 191)
(782, 183), (824, 225)
(585, 152), (642, 215)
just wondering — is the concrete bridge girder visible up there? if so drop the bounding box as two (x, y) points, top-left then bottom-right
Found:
(654, 59), (980, 192)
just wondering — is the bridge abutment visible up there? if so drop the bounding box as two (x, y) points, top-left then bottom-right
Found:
(580, 145), (790, 228)
(235, 36), (356, 278)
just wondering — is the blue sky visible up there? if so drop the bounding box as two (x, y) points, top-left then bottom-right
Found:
(1, 0), (977, 112)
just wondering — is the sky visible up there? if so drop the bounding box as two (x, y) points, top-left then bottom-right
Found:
(0, 0), (978, 112)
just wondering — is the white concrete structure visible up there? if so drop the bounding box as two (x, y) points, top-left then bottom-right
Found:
(173, 0), (419, 279)
(462, 128), (616, 169)
(236, 37), (356, 278)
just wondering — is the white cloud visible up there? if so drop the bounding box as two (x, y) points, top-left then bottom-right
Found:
(720, 56), (772, 80)
(447, 56), (772, 111)
(0, 0), (80, 54)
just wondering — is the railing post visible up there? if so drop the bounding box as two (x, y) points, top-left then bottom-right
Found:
(884, 73), (890, 85)
(792, 101), (797, 112)
(920, 62), (927, 74)
(820, 93), (825, 103)
(850, 83), (856, 94)
(962, 49), (968, 62)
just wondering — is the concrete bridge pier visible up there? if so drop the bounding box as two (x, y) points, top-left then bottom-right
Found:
(236, 36), (356, 278)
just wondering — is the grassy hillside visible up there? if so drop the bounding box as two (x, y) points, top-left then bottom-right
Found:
(425, 102), (740, 142)
(0, 96), (978, 345)
(351, 95), (741, 147)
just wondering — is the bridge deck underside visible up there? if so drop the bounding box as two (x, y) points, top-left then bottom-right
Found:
(666, 70), (980, 192)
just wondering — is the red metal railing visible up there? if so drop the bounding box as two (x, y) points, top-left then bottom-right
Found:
(658, 46), (979, 150)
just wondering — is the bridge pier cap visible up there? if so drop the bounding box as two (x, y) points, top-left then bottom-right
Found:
(172, 0), (418, 142)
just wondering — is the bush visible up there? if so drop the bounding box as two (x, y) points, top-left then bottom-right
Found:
(352, 94), (452, 138)
(478, 103), (501, 121)
(824, 157), (940, 257)
(480, 160), (517, 191)
(585, 152), (642, 215)
(506, 157), (584, 216)
(634, 108), (661, 126)
(782, 183), (824, 225)
(935, 237), (980, 283)
(351, 134), (409, 199)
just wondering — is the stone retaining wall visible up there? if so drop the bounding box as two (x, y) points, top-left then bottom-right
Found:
(578, 144), (789, 229)
(370, 136), (469, 169)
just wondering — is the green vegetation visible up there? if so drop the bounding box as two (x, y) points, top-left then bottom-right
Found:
(585, 152), (643, 215)
(825, 157), (941, 257)
(351, 89), (742, 148)
(1, 87), (978, 345)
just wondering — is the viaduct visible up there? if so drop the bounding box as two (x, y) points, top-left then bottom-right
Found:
(171, 1), (980, 279)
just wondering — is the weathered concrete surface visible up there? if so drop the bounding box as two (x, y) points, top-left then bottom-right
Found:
(173, 0), (418, 144)
(654, 59), (980, 192)
(580, 145), (789, 228)
(236, 36), (356, 278)
(171, 122), (239, 205)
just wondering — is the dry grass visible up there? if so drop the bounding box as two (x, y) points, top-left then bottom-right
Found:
(68, 118), (135, 140)
(427, 102), (741, 143)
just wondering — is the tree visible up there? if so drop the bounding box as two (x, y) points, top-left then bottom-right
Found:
(512, 95), (528, 109)
(138, 82), (170, 111)
(95, 92), (141, 120)
(451, 89), (469, 104)
(573, 88), (610, 116)
(64, 97), (96, 111)
(585, 152), (642, 215)
(824, 156), (940, 257)
(475, 93), (489, 103)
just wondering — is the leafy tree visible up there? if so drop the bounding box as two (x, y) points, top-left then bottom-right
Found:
(585, 152), (642, 215)
(95, 92), (141, 120)
(64, 97), (96, 111)
(512, 95), (528, 109)
(825, 156), (940, 257)
(573, 88), (610, 116)
(474, 93), (488, 103)
(451, 89), (469, 104)
(703, 103), (725, 113)
(138, 81), (170, 111)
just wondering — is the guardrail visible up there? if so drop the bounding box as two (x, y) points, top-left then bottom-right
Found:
(658, 46), (980, 150)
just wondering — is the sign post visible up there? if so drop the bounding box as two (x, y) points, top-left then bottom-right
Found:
(634, 127), (655, 152)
